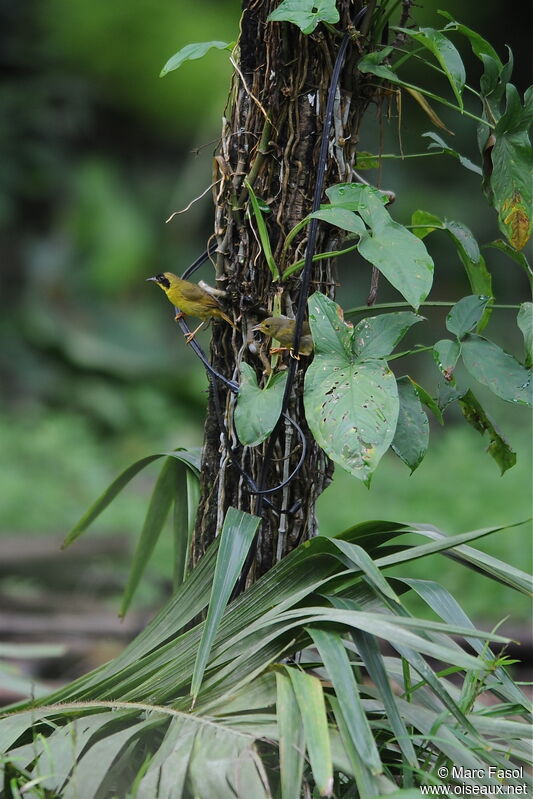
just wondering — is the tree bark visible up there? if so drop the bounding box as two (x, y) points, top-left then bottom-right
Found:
(192, 1), (376, 579)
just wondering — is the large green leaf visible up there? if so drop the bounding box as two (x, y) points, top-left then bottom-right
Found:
(304, 293), (399, 482)
(267, 0), (339, 35)
(396, 27), (466, 107)
(352, 312), (423, 359)
(411, 212), (493, 303)
(391, 376), (429, 472)
(432, 339), (461, 380)
(191, 508), (261, 699)
(459, 390), (516, 474)
(234, 364), (287, 446)
(327, 184), (434, 309)
(308, 627), (382, 774)
(160, 41), (230, 77)
(438, 13), (502, 66)
(275, 672), (305, 799)
(489, 85), (533, 250)
(446, 295), (492, 338)
(517, 302), (533, 367)
(137, 716), (196, 798)
(461, 334), (532, 405)
(286, 667), (333, 796)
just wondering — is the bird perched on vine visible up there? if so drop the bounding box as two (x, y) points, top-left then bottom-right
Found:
(253, 316), (313, 358)
(147, 272), (236, 342)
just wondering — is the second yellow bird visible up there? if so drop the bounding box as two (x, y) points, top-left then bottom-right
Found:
(147, 272), (235, 342)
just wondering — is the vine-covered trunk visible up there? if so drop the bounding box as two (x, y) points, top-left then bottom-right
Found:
(192, 0), (376, 578)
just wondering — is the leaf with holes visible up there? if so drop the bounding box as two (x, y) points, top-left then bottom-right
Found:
(304, 293), (399, 483)
(234, 363), (287, 446)
(267, 0), (339, 34)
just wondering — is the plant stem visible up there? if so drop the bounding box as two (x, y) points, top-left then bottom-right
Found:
(345, 301), (520, 316)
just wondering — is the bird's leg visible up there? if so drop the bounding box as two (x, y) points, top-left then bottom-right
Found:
(269, 346), (288, 355)
(185, 320), (207, 343)
(174, 311), (184, 321)
(289, 349), (301, 361)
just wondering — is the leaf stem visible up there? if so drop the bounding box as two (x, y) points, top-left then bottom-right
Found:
(345, 301), (520, 316)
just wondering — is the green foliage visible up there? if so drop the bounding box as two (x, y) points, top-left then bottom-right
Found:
(391, 377), (430, 472)
(160, 41), (231, 77)
(1, 520), (530, 796)
(325, 184), (435, 309)
(304, 294), (401, 483)
(234, 364), (287, 446)
(267, 0), (339, 35)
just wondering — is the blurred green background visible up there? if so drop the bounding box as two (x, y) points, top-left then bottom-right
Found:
(0, 0), (531, 631)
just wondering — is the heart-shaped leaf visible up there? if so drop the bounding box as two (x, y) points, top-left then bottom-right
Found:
(234, 363), (287, 446)
(304, 293), (399, 482)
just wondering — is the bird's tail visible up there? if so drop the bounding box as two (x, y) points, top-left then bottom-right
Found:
(216, 309), (237, 328)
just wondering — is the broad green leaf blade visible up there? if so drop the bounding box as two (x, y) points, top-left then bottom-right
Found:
(276, 671), (305, 799)
(329, 540), (400, 603)
(267, 0), (339, 35)
(309, 207), (367, 236)
(422, 132), (482, 174)
(459, 389), (516, 474)
(328, 694), (377, 797)
(391, 376), (429, 472)
(443, 220), (493, 301)
(330, 596), (418, 769)
(119, 458), (179, 617)
(308, 628), (382, 775)
(490, 85), (533, 250)
(137, 717), (196, 799)
(397, 26), (466, 107)
(352, 312), (424, 359)
(395, 577), (529, 710)
(358, 48), (399, 83)
(187, 723), (271, 799)
(61, 718), (153, 799)
(461, 334), (532, 405)
(305, 294), (399, 482)
(191, 508), (261, 699)
(160, 41), (230, 77)
(410, 208), (443, 239)
(433, 338), (461, 380)
(439, 13), (502, 66)
(326, 183), (389, 213)
(245, 178), (280, 279)
(446, 295), (492, 338)
(517, 302), (533, 367)
(286, 667), (333, 797)
(234, 364), (287, 446)
(356, 204), (434, 309)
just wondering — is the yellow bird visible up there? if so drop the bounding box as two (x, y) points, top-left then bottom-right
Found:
(147, 272), (236, 342)
(252, 316), (313, 358)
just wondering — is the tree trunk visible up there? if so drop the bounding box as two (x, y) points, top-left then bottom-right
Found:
(193, 0), (376, 579)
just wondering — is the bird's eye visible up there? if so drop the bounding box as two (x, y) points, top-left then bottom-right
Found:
(156, 274), (170, 288)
